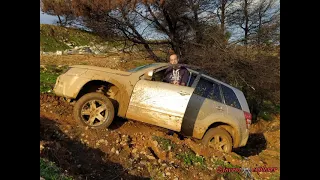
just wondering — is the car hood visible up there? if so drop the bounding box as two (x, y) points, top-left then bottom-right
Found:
(70, 65), (132, 76)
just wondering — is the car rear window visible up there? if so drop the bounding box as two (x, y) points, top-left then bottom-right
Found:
(194, 77), (223, 103)
(221, 85), (242, 110)
(127, 63), (158, 72)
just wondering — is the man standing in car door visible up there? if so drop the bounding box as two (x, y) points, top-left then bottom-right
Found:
(163, 54), (190, 86)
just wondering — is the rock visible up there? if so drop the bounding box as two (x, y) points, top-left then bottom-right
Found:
(40, 144), (44, 151)
(77, 164), (82, 168)
(78, 47), (92, 54)
(66, 49), (79, 55)
(165, 172), (171, 176)
(152, 140), (158, 147)
(120, 59), (127, 63)
(109, 47), (118, 53)
(147, 155), (156, 160)
(104, 140), (108, 145)
(132, 148), (138, 154)
(40, 177), (45, 180)
(111, 147), (116, 153)
(149, 140), (167, 160)
(116, 150), (120, 155)
(56, 51), (63, 55)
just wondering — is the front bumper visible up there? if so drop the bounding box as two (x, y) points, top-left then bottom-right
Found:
(53, 74), (89, 99)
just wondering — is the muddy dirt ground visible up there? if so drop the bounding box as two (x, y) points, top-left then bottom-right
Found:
(40, 55), (280, 180)
(40, 94), (280, 180)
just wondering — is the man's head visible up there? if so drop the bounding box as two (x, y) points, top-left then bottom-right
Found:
(169, 54), (179, 65)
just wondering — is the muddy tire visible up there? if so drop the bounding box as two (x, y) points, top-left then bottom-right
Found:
(202, 127), (233, 153)
(73, 92), (115, 129)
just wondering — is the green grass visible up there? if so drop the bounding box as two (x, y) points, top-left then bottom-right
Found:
(269, 172), (280, 180)
(147, 163), (166, 180)
(231, 154), (244, 160)
(40, 24), (104, 52)
(259, 111), (273, 121)
(40, 65), (69, 93)
(258, 101), (280, 121)
(152, 136), (176, 151)
(176, 149), (205, 167)
(132, 61), (151, 67)
(40, 24), (166, 54)
(212, 159), (241, 169)
(40, 34), (70, 52)
(213, 159), (242, 180)
(40, 158), (73, 180)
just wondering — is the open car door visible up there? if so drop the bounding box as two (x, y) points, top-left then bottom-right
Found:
(126, 80), (195, 132)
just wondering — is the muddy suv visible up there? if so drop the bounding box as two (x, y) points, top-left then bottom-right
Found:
(53, 63), (252, 153)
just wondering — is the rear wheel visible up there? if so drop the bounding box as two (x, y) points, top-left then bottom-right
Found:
(202, 127), (233, 153)
(73, 92), (115, 129)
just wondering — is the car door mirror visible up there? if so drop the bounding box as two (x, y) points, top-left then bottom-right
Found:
(144, 70), (154, 80)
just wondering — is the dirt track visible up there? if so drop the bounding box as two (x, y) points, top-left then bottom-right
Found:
(40, 94), (280, 180)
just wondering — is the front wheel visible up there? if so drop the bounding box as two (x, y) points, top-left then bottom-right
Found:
(202, 127), (233, 153)
(73, 92), (115, 129)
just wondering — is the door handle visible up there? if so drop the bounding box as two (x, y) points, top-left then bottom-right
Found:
(178, 91), (190, 96)
(216, 106), (223, 111)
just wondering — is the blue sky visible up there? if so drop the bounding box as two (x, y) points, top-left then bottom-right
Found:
(40, 10), (58, 24)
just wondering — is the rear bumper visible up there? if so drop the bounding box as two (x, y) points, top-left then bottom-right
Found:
(238, 128), (249, 147)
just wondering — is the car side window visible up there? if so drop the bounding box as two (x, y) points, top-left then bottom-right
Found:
(221, 85), (241, 110)
(194, 77), (223, 103)
(188, 73), (197, 87)
(153, 68), (167, 82)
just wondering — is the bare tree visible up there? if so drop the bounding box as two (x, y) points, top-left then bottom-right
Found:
(229, 0), (279, 46)
(41, 0), (75, 26)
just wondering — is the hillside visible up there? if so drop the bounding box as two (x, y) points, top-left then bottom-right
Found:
(40, 24), (105, 52)
(40, 24), (168, 60)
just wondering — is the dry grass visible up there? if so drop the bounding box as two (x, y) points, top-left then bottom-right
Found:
(40, 54), (156, 71)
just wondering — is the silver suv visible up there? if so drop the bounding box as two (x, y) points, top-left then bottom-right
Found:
(54, 63), (252, 153)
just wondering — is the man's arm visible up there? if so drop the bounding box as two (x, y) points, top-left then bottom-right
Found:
(180, 69), (190, 86)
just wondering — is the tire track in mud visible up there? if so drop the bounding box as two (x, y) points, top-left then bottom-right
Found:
(40, 94), (280, 180)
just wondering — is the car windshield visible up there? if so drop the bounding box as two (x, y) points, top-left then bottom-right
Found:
(127, 63), (158, 72)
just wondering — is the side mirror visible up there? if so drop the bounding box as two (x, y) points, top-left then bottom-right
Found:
(144, 70), (153, 80)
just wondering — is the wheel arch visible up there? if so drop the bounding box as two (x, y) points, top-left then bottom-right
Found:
(74, 79), (130, 117)
(202, 121), (241, 148)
